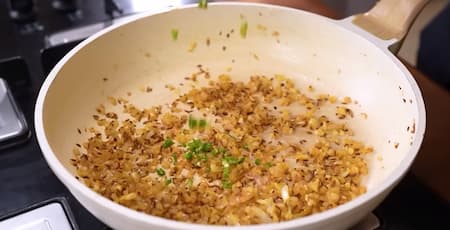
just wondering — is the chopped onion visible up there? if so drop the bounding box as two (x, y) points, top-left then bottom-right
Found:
(192, 173), (202, 187)
(285, 157), (298, 169)
(281, 184), (289, 202)
(180, 169), (189, 177)
(250, 206), (272, 223)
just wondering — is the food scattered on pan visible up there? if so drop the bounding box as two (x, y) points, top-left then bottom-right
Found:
(240, 21), (248, 38)
(72, 70), (373, 225)
(171, 29), (178, 41)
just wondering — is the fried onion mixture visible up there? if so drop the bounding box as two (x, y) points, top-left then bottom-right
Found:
(72, 73), (373, 225)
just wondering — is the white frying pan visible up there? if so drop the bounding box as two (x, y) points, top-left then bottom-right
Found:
(35, 1), (428, 229)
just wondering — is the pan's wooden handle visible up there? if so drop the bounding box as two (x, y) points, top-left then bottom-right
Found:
(352, 0), (430, 40)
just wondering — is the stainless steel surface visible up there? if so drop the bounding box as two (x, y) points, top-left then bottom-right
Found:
(0, 78), (28, 146)
(0, 202), (73, 230)
(45, 0), (208, 48)
(45, 22), (106, 47)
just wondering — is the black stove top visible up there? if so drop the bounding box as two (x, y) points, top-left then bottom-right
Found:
(1, 0), (450, 229)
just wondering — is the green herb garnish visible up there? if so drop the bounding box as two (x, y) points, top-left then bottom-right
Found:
(185, 151), (193, 160)
(197, 152), (208, 162)
(242, 143), (249, 150)
(172, 153), (177, 164)
(264, 162), (273, 168)
(184, 139), (214, 164)
(240, 21), (248, 38)
(255, 158), (261, 165)
(188, 115), (198, 129)
(198, 0), (208, 9)
(162, 138), (174, 148)
(199, 119), (207, 128)
(165, 178), (172, 185)
(223, 180), (232, 189)
(223, 156), (245, 165)
(212, 147), (226, 156)
(171, 29), (178, 41)
(186, 139), (212, 153)
(222, 164), (231, 178)
(187, 178), (193, 187)
(156, 168), (166, 176)
(221, 156), (244, 189)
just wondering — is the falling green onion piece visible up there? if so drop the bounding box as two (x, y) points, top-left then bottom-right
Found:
(198, 0), (208, 9)
(171, 29), (178, 41)
(240, 21), (248, 38)
(188, 115), (198, 129)
(255, 158), (261, 165)
(199, 119), (207, 128)
(162, 138), (174, 148)
(156, 168), (166, 176)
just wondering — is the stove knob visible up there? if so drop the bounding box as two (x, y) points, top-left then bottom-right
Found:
(52, 0), (78, 12)
(8, 0), (36, 22)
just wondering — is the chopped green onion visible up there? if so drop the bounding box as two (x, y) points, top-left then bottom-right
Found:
(172, 153), (177, 164)
(199, 119), (207, 128)
(187, 178), (193, 187)
(223, 156), (245, 166)
(171, 29), (178, 41)
(165, 178), (172, 185)
(162, 138), (174, 148)
(222, 165), (230, 178)
(264, 162), (273, 168)
(185, 152), (193, 160)
(198, 0), (208, 9)
(212, 147), (226, 156)
(156, 168), (166, 176)
(188, 115), (198, 129)
(240, 21), (248, 38)
(184, 139), (215, 164)
(255, 158), (261, 165)
(197, 152), (208, 162)
(187, 139), (212, 153)
(220, 155), (245, 189)
(223, 180), (232, 189)
(242, 143), (249, 150)
(201, 142), (212, 152)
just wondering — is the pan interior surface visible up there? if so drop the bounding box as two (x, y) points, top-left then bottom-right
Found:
(40, 3), (421, 227)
